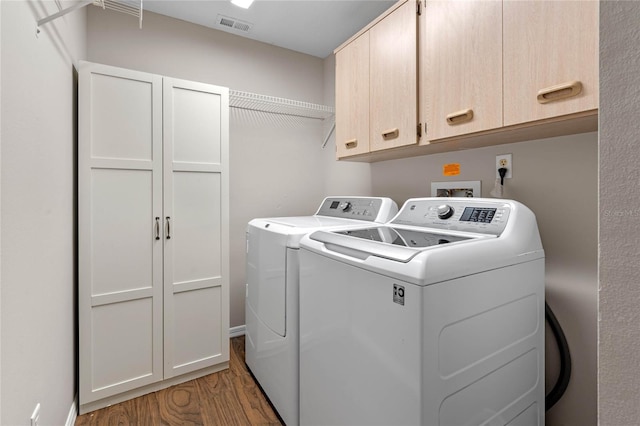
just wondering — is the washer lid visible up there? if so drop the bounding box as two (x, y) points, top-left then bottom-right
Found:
(266, 216), (363, 228)
(336, 227), (471, 248)
(310, 227), (483, 263)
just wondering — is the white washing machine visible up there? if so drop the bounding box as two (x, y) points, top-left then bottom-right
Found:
(299, 198), (545, 426)
(245, 196), (398, 426)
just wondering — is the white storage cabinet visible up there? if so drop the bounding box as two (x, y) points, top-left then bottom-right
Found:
(78, 61), (230, 413)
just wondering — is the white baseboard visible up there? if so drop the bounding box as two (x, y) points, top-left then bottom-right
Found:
(230, 325), (245, 338)
(66, 394), (77, 426)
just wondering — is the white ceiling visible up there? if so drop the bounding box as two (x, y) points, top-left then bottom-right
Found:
(142, 0), (397, 58)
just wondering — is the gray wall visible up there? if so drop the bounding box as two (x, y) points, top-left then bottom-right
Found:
(1, 1), (86, 424)
(86, 7), (371, 328)
(599, 2), (640, 424)
(371, 133), (598, 426)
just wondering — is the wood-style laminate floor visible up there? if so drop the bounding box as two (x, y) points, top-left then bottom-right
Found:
(75, 336), (283, 425)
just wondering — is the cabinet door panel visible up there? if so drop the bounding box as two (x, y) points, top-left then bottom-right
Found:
(370, 0), (417, 151)
(173, 287), (224, 368)
(171, 87), (222, 164)
(503, 0), (599, 126)
(79, 63), (164, 405)
(171, 172), (222, 283)
(92, 299), (155, 390)
(335, 33), (370, 158)
(90, 73), (154, 161)
(90, 169), (154, 295)
(423, 0), (502, 141)
(163, 78), (230, 378)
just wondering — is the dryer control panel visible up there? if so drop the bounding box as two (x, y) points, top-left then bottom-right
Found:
(391, 198), (512, 236)
(315, 197), (398, 223)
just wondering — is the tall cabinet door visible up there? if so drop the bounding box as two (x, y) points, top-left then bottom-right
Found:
(369, 0), (418, 152)
(422, 0), (503, 141)
(335, 32), (370, 159)
(162, 78), (230, 378)
(79, 62), (164, 403)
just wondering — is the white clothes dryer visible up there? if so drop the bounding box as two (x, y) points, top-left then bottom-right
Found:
(299, 198), (545, 426)
(245, 196), (398, 426)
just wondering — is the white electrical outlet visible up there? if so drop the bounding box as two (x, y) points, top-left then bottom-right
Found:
(496, 154), (513, 179)
(30, 403), (40, 426)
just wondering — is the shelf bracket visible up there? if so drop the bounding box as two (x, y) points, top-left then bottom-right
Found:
(322, 122), (336, 149)
(36, 0), (95, 36)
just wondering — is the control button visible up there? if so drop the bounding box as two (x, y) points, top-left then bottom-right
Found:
(339, 201), (352, 212)
(437, 204), (454, 220)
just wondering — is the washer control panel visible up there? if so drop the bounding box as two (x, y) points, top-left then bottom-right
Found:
(391, 198), (511, 235)
(316, 197), (397, 223)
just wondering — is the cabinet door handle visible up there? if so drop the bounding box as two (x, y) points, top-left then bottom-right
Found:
(537, 81), (582, 104)
(155, 217), (160, 240)
(345, 139), (358, 149)
(166, 217), (171, 240)
(381, 128), (399, 140)
(446, 109), (474, 125)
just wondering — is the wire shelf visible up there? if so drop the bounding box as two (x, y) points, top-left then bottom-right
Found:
(229, 90), (334, 121)
(94, 0), (143, 28)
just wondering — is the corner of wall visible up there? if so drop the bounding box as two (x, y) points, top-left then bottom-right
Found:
(0, 0), (3, 421)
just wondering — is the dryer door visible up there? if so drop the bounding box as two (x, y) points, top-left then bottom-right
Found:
(247, 224), (287, 337)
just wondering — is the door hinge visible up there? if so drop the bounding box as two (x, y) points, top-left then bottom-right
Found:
(424, 122), (427, 136)
(417, 123), (422, 138)
(417, 0), (423, 15)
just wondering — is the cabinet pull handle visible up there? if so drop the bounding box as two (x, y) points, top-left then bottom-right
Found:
(166, 217), (171, 240)
(446, 109), (474, 125)
(155, 217), (160, 240)
(381, 128), (399, 140)
(537, 81), (582, 104)
(345, 139), (358, 149)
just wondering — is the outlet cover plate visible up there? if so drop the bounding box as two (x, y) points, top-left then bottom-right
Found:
(496, 154), (513, 179)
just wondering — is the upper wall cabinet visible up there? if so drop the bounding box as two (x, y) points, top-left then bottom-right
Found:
(421, 0), (503, 141)
(503, 1), (599, 126)
(335, 0), (418, 159)
(335, 0), (598, 162)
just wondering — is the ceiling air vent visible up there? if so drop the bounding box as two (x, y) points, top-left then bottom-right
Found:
(216, 14), (253, 33)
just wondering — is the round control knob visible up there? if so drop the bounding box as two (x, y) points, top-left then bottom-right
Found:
(339, 201), (352, 212)
(437, 204), (454, 220)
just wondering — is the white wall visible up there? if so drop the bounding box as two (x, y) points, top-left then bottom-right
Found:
(0, 1), (86, 424)
(370, 132), (598, 426)
(86, 7), (370, 328)
(599, 2), (640, 424)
